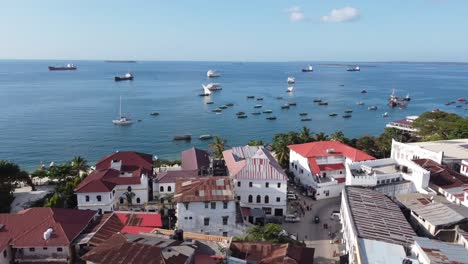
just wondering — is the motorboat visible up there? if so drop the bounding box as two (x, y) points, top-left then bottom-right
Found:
(301, 118), (312, 121)
(347, 66), (360, 72)
(48, 64), (77, 71)
(445, 101), (456, 106)
(357, 102), (365, 105)
(207, 70), (220, 78)
(226, 103), (234, 107)
(236, 112), (246, 116)
(302, 65), (313, 72)
(173, 135), (192, 141)
(212, 108), (222, 113)
(287, 77), (295, 84)
(368, 106), (378, 110)
(237, 114), (248, 119)
(150, 112), (159, 116)
(199, 85), (212, 96)
(266, 116), (277, 120)
(281, 104), (290, 109)
(287, 86), (294, 92)
(115, 72), (134, 81)
(383, 112), (389, 117)
(263, 110), (273, 114)
(251, 112), (262, 115)
(318, 102), (328, 106)
(112, 96), (133, 125)
(219, 105), (228, 109)
(206, 83), (222, 90)
(288, 102), (297, 106)
(247, 96), (255, 99)
(361, 89), (367, 94)
(344, 110), (353, 113)
(342, 114), (352, 118)
(206, 101), (214, 104)
(254, 105), (262, 108)
(313, 99), (322, 103)
(199, 135), (213, 140)
(329, 113), (338, 117)
(457, 97), (466, 102)
(299, 112), (308, 116)
(256, 97), (264, 101)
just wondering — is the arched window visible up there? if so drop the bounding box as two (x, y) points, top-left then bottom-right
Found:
(168, 186), (172, 192)
(264, 195), (269, 204)
(119, 197), (124, 204)
(256, 195), (261, 203)
(248, 195), (253, 203)
(136, 198), (141, 204)
(160, 186), (164, 192)
(96, 195), (102, 202)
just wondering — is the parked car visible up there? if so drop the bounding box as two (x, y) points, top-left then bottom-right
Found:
(284, 214), (301, 223)
(314, 216), (320, 224)
(330, 211), (340, 219)
(287, 194), (297, 200)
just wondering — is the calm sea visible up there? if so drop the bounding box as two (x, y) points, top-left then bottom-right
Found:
(0, 60), (467, 170)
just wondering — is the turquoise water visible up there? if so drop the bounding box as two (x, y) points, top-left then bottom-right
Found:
(0, 60), (466, 170)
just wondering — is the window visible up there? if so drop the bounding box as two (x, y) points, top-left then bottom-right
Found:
(276, 197), (280, 202)
(223, 232), (228, 237)
(189, 216), (192, 220)
(277, 183), (281, 188)
(211, 202), (216, 209)
(160, 186), (164, 192)
(120, 197), (124, 204)
(223, 201), (228, 209)
(237, 181), (241, 187)
(112, 190), (115, 195)
(85, 195), (90, 202)
(263, 207), (272, 215)
(98, 209), (102, 215)
(222, 216), (229, 225)
(324, 190), (330, 197)
(264, 195), (269, 204)
(377, 180), (380, 185)
(160, 198), (164, 203)
(184, 203), (189, 210)
(167, 186), (172, 192)
(204, 217), (210, 226)
(205, 202), (209, 208)
(110, 193), (112, 199)
(29, 248), (35, 252)
(3, 250), (6, 257)
(300, 169), (304, 174)
(265, 182), (269, 188)
(256, 195), (261, 203)
(96, 195), (102, 202)
(248, 195), (253, 203)
(136, 197), (141, 203)
(57, 247), (63, 252)
(340, 171), (343, 174)
(249, 182), (253, 187)
(43, 247), (48, 250)
(237, 196), (241, 201)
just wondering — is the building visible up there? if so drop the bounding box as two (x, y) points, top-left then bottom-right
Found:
(391, 138), (468, 172)
(228, 242), (315, 264)
(153, 169), (199, 203)
(413, 159), (468, 207)
(223, 146), (288, 219)
(174, 177), (242, 237)
(434, 225), (468, 249)
(413, 236), (468, 264)
(75, 151), (154, 213)
(81, 233), (196, 264)
(341, 187), (417, 264)
(0, 208), (96, 264)
(181, 147), (211, 175)
(289, 141), (375, 199)
(346, 157), (431, 196)
(461, 160), (468, 177)
(385, 115), (419, 133)
(396, 193), (468, 237)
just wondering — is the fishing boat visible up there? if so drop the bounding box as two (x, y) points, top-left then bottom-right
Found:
(281, 104), (290, 109)
(207, 70), (220, 78)
(112, 96), (133, 125)
(266, 116), (277, 120)
(287, 77), (295, 84)
(302, 65), (314, 72)
(288, 102), (297, 106)
(212, 108), (222, 113)
(256, 97), (264, 101)
(254, 105), (262, 108)
(237, 114), (248, 119)
(313, 99), (322, 103)
(457, 97), (466, 102)
(344, 110), (353, 113)
(299, 113), (308, 116)
(251, 112), (262, 115)
(236, 112), (246, 116)
(404, 94), (411, 101)
(150, 112), (159, 116)
(383, 112), (389, 117)
(247, 96), (255, 99)
(456, 105), (462, 108)
(199, 85), (212, 96)
(342, 114), (352, 118)
(226, 103), (234, 107)
(199, 135), (213, 140)
(357, 102), (365, 105)
(48, 64), (77, 71)
(301, 118), (312, 121)
(219, 105), (228, 109)
(368, 106), (378, 110)
(347, 66), (360, 72)
(263, 110), (273, 114)
(287, 86), (294, 92)
(318, 102), (328, 106)
(115, 72), (134, 81)
(206, 83), (222, 90)
(174, 135), (191, 141)
(445, 101), (456, 106)
(206, 101), (214, 104)
(361, 89), (367, 94)
(329, 113), (338, 117)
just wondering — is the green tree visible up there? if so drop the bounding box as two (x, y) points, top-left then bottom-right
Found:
(45, 193), (64, 208)
(377, 128), (412, 157)
(210, 136), (226, 159)
(299, 127), (313, 143)
(47, 163), (73, 182)
(247, 140), (265, 146)
(242, 224), (298, 244)
(71, 156), (89, 176)
(355, 135), (381, 158)
(0, 160), (33, 212)
(330, 131), (350, 145)
(313, 132), (329, 141)
(413, 111), (468, 140)
(123, 190), (136, 206)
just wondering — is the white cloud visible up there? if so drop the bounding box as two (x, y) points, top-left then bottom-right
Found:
(284, 6), (305, 22)
(321, 7), (360, 23)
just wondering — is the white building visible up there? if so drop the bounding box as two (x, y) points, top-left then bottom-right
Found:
(385, 115), (419, 133)
(288, 141), (375, 200)
(75, 151), (154, 214)
(175, 177), (243, 237)
(153, 170), (199, 203)
(413, 237), (468, 264)
(346, 157), (431, 196)
(223, 146), (288, 218)
(341, 187), (417, 264)
(461, 160), (468, 177)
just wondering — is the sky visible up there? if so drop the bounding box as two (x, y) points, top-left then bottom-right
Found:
(1, 0), (467, 62)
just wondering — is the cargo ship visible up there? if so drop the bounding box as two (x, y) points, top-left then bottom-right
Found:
(48, 64), (77, 71)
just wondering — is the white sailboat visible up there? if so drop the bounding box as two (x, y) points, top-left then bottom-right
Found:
(207, 70), (220, 78)
(199, 85), (212, 96)
(287, 77), (295, 84)
(112, 96), (133, 125)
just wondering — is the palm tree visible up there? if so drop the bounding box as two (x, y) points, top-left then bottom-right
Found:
(210, 136), (226, 159)
(123, 186), (136, 207)
(71, 156), (89, 176)
(314, 132), (329, 141)
(299, 127), (313, 143)
(272, 139), (290, 168)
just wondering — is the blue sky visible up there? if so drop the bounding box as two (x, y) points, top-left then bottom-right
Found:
(1, 0), (467, 61)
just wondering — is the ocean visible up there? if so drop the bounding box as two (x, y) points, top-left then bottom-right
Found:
(0, 60), (466, 171)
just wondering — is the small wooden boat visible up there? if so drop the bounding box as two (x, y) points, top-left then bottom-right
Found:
(329, 113), (338, 117)
(344, 110), (353, 113)
(226, 103), (234, 107)
(219, 105), (228, 109)
(256, 97), (264, 101)
(263, 110), (273, 114)
(458, 97), (466, 102)
(342, 114), (352, 118)
(318, 102), (328, 106)
(368, 106), (378, 110)
(361, 89), (367, 94)
(456, 105), (462, 108)
(281, 104), (290, 109)
(150, 112), (159, 116)
(247, 96), (255, 99)
(236, 112), (246, 116)
(206, 101), (214, 105)
(301, 118), (312, 121)
(237, 114), (248, 119)
(199, 134), (213, 140)
(288, 102), (297, 106)
(251, 112), (262, 115)
(212, 109), (222, 113)
(266, 116), (277, 120)
(174, 134), (191, 141)
(299, 113), (308, 116)
(313, 99), (322, 103)
(254, 105), (262, 108)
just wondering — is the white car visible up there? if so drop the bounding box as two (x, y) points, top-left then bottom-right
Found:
(284, 214), (300, 223)
(287, 194), (297, 200)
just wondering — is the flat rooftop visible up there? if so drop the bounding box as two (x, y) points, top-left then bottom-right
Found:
(351, 159), (409, 177)
(408, 139), (468, 161)
(414, 237), (468, 263)
(344, 187), (416, 247)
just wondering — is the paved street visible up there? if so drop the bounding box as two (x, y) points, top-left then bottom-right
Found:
(282, 185), (342, 263)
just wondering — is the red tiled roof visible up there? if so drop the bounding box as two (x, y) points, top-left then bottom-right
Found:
(96, 151), (153, 173)
(181, 147), (210, 171)
(120, 226), (155, 234)
(413, 159), (468, 193)
(391, 118), (413, 127)
(0, 208), (95, 250)
(86, 214), (124, 247)
(230, 242), (315, 264)
(223, 146), (288, 180)
(194, 253), (222, 264)
(288, 141), (375, 161)
(156, 169), (199, 184)
(74, 168), (141, 193)
(174, 177), (235, 203)
(318, 163), (345, 171)
(115, 213), (162, 228)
